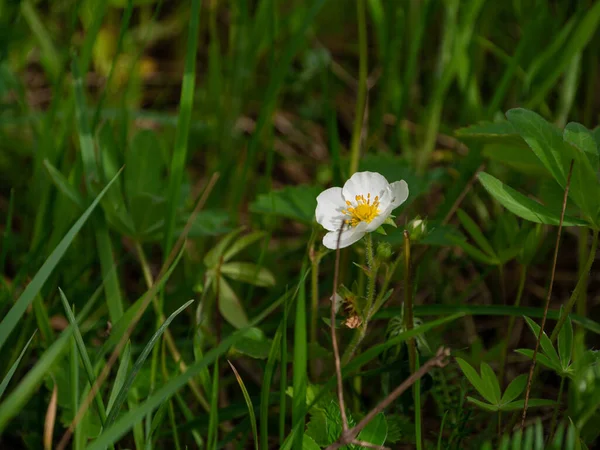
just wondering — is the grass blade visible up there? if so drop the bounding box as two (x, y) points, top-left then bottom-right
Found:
(292, 266), (307, 450)
(260, 324), (282, 450)
(58, 288), (108, 424)
(0, 169), (122, 353)
(104, 299), (195, 428)
(228, 361), (259, 450)
(163, 0), (202, 254)
(0, 331), (36, 400)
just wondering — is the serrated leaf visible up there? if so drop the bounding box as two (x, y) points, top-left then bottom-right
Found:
(220, 262), (275, 287)
(500, 374), (528, 405)
(478, 172), (587, 227)
(302, 434), (321, 450)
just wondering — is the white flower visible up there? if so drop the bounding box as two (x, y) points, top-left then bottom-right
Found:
(315, 171), (409, 249)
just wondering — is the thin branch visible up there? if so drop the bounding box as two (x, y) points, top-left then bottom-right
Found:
(56, 174), (220, 450)
(331, 226), (349, 430)
(326, 347), (451, 450)
(521, 160), (574, 428)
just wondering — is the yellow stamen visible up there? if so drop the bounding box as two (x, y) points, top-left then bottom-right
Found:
(343, 192), (380, 227)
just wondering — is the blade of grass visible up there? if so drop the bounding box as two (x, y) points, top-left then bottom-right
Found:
(0, 331), (36, 400)
(229, 361), (259, 450)
(292, 264), (308, 450)
(70, 322), (82, 450)
(207, 360), (219, 450)
(106, 342), (131, 415)
(376, 304), (600, 335)
(104, 299), (195, 428)
(260, 324), (282, 450)
(163, 0), (202, 255)
(58, 289), (108, 424)
(0, 169), (122, 353)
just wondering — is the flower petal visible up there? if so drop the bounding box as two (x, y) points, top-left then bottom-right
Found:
(389, 180), (409, 208)
(322, 222), (368, 249)
(316, 187), (346, 231)
(342, 171), (391, 209)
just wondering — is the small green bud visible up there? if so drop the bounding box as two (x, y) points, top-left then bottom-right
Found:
(407, 217), (428, 242)
(376, 241), (393, 260)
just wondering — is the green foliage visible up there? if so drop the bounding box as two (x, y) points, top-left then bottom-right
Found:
(456, 358), (553, 412)
(3, 1), (600, 449)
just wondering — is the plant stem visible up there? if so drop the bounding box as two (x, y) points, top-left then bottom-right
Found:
(348, 0), (368, 175)
(310, 245), (321, 356)
(341, 234), (377, 365)
(403, 230), (421, 449)
(549, 376), (565, 441)
(551, 229), (599, 342)
(575, 227), (590, 355)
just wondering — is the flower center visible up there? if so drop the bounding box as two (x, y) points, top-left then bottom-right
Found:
(342, 193), (380, 227)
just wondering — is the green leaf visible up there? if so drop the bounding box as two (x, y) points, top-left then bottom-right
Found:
(302, 435), (321, 450)
(499, 399), (555, 411)
(216, 276), (249, 329)
(523, 316), (560, 366)
(456, 358), (493, 403)
(477, 172), (587, 226)
(230, 327), (272, 360)
(506, 108), (569, 186)
(480, 363), (501, 404)
(564, 123), (599, 169)
(467, 396), (498, 412)
(220, 262), (276, 287)
(223, 231), (267, 262)
(563, 123), (600, 223)
(482, 143), (548, 176)
(558, 316), (574, 370)
(0, 331), (36, 400)
(106, 342), (131, 416)
(514, 349), (563, 375)
(250, 185), (321, 223)
(104, 299), (194, 428)
(449, 233), (499, 265)
(500, 374), (528, 404)
(456, 209), (497, 258)
(0, 169), (122, 353)
(204, 227), (244, 268)
(356, 412), (387, 446)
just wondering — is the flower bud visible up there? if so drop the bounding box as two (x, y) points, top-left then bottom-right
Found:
(407, 217), (428, 242)
(376, 242), (393, 260)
